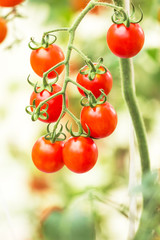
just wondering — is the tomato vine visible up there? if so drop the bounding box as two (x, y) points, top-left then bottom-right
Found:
(26, 0), (153, 237)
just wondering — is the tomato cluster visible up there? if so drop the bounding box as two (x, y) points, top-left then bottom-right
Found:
(0, 0), (24, 44)
(27, 3), (145, 175)
(28, 43), (99, 174)
(28, 40), (117, 174)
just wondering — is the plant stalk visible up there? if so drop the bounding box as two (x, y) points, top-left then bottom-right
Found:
(113, 0), (151, 239)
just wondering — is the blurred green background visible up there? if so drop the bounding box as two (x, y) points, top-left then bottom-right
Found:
(0, 0), (160, 240)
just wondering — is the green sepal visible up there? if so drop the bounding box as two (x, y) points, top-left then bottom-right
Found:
(65, 120), (90, 138)
(80, 89), (107, 108)
(79, 58), (107, 81)
(27, 72), (59, 94)
(28, 34), (57, 50)
(44, 124), (66, 143)
(111, 4), (143, 27)
(25, 100), (50, 122)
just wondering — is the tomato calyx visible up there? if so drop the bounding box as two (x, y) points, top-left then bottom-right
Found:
(28, 34), (57, 50)
(80, 89), (107, 108)
(27, 74), (59, 93)
(45, 124), (66, 143)
(65, 120), (90, 138)
(112, 4), (143, 27)
(25, 99), (49, 121)
(80, 58), (107, 81)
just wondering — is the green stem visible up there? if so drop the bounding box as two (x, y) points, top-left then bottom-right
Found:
(70, 45), (96, 71)
(120, 59), (152, 240)
(120, 59), (151, 174)
(31, 0), (123, 135)
(113, 0), (151, 238)
(43, 28), (69, 36)
(65, 108), (84, 137)
(68, 78), (91, 95)
(93, 0), (123, 10)
(43, 61), (65, 79)
(45, 0), (99, 133)
(36, 91), (63, 111)
(70, 45), (90, 61)
(66, 108), (81, 124)
(112, 0), (124, 7)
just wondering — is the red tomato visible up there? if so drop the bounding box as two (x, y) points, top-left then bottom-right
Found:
(63, 137), (98, 174)
(76, 65), (113, 98)
(107, 23), (145, 58)
(81, 102), (118, 138)
(32, 137), (64, 173)
(0, 0), (24, 7)
(0, 18), (7, 44)
(30, 84), (68, 123)
(30, 44), (65, 79)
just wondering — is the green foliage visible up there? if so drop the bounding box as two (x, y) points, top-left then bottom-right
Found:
(42, 207), (96, 240)
(133, 0), (155, 14)
(134, 172), (160, 240)
(28, 0), (73, 25)
(61, 208), (96, 240)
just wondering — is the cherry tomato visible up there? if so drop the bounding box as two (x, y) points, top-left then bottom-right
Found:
(32, 136), (64, 173)
(63, 137), (98, 174)
(30, 84), (68, 123)
(81, 102), (118, 138)
(0, 0), (24, 7)
(107, 23), (145, 58)
(0, 18), (7, 44)
(76, 65), (113, 98)
(30, 44), (65, 79)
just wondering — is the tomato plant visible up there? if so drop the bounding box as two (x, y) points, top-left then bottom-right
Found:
(0, 18), (7, 44)
(0, 0), (24, 7)
(30, 84), (68, 123)
(32, 136), (64, 173)
(30, 44), (65, 79)
(63, 137), (98, 173)
(107, 23), (145, 58)
(76, 64), (113, 98)
(25, 1), (154, 238)
(81, 102), (118, 138)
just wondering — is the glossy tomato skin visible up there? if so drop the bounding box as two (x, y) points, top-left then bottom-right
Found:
(63, 137), (98, 174)
(0, 18), (7, 44)
(30, 44), (65, 79)
(107, 23), (145, 58)
(30, 84), (68, 123)
(81, 102), (118, 138)
(76, 65), (113, 98)
(0, 0), (24, 7)
(32, 137), (64, 173)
